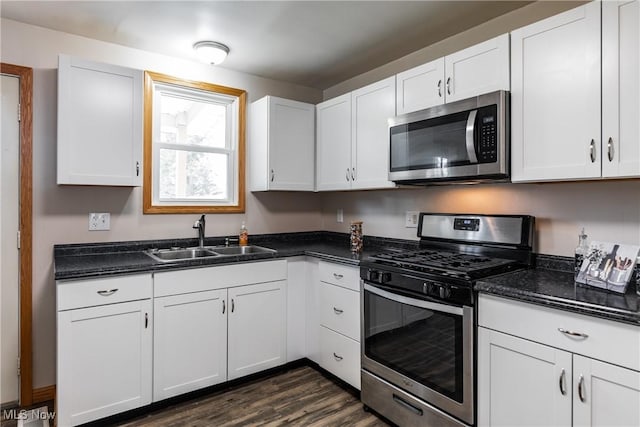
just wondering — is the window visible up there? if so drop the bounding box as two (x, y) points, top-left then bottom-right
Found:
(143, 71), (246, 213)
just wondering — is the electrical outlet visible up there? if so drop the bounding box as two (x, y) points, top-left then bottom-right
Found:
(336, 208), (344, 223)
(89, 213), (110, 231)
(405, 211), (419, 228)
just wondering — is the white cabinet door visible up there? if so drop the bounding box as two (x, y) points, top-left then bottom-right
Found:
(153, 289), (227, 401)
(477, 328), (572, 427)
(351, 76), (396, 190)
(57, 55), (142, 186)
(511, 3), (601, 182)
(227, 280), (286, 380)
(396, 58), (445, 114)
(316, 93), (352, 190)
(319, 326), (361, 390)
(573, 355), (640, 427)
(249, 96), (315, 191)
(445, 34), (510, 103)
(57, 300), (152, 426)
(602, 0), (640, 178)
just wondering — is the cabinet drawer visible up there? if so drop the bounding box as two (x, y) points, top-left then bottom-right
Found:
(479, 294), (640, 371)
(319, 282), (360, 341)
(319, 326), (361, 390)
(57, 274), (152, 311)
(154, 260), (287, 297)
(319, 261), (360, 291)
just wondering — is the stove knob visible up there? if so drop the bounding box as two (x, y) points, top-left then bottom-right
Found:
(367, 270), (380, 282)
(380, 272), (392, 283)
(439, 286), (451, 299)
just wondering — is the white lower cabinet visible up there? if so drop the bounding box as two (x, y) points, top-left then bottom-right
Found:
(316, 261), (361, 390)
(228, 280), (287, 380)
(153, 289), (227, 400)
(478, 294), (640, 427)
(151, 260), (287, 402)
(56, 274), (152, 427)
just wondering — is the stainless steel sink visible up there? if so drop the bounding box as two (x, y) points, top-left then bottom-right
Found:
(207, 245), (277, 256)
(145, 245), (276, 263)
(145, 247), (220, 262)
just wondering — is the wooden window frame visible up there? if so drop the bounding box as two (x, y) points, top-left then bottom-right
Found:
(143, 71), (246, 214)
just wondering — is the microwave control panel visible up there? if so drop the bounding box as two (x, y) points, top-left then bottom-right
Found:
(477, 105), (498, 163)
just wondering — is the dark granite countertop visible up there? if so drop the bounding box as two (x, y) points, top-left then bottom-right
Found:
(476, 255), (640, 326)
(54, 232), (417, 281)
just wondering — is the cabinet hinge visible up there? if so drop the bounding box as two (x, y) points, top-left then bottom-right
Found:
(17, 103), (21, 122)
(17, 231), (21, 250)
(17, 357), (21, 377)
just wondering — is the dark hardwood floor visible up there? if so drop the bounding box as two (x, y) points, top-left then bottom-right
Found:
(118, 366), (389, 427)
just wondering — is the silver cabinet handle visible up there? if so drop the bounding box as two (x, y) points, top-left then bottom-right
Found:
(333, 352), (343, 361)
(136, 161), (140, 177)
(578, 374), (586, 402)
(446, 77), (451, 95)
(270, 169), (275, 182)
(558, 328), (589, 339)
(351, 167), (355, 181)
(145, 313), (149, 329)
(333, 273), (344, 280)
(222, 300), (226, 314)
(607, 137), (614, 162)
(589, 139), (596, 163)
(231, 298), (235, 313)
(97, 289), (118, 296)
(333, 307), (344, 315)
(393, 394), (423, 416)
(437, 79), (442, 97)
(346, 168), (350, 181)
(559, 369), (567, 395)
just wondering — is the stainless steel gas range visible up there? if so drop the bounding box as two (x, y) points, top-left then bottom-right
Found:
(360, 213), (535, 427)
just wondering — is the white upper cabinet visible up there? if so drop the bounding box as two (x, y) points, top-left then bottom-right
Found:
(316, 77), (396, 191)
(396, 58), (445, 114)
(351, 76), (397, 190)
(316, 93), (353, 191)
(249, 96), (315, 191)
(510, 3), (602, 182)
(396, 34), (510, 115)
(57, 55), (142, 186)
(602, 0), (640, 178)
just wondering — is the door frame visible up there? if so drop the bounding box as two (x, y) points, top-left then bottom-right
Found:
(1, 63), (33, 406)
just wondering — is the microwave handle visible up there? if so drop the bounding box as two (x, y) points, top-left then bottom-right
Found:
(465, 109), (479, 164)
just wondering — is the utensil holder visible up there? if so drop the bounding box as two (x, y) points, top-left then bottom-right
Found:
(350, 221), (363, 253)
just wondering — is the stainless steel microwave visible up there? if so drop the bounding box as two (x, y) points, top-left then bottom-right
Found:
(388, 90), (509, 184)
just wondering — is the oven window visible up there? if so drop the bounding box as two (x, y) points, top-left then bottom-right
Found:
(390, 110), (473, 172)
(364, 288), (464, 403)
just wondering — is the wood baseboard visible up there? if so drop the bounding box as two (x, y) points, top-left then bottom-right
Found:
(32, 385), (55, 404)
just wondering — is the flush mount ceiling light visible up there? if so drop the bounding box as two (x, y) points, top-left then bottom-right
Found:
(193, 41), (230, 65)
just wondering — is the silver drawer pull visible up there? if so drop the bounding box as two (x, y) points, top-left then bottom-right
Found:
(578, 374), (586, 402)
(333, 352), (343, 361)
(558, 328), (589, 339)
(333, 273), (344, 280)
(97, 289), (118, 296)
(559, 368), (567, 395)
(333, 307), (344, 315)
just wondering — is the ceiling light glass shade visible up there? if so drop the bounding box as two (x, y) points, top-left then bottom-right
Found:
(193, 41), (230, 65)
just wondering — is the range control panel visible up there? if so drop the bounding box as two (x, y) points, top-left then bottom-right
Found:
(454, 218), (480, 232)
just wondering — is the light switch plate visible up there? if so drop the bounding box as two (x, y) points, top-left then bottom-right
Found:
(89, 213), (110, 231)
(405, 211), (419, 228)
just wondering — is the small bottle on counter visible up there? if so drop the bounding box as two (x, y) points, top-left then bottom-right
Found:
(239, 221), (249, 246)
(574, 228), (589, 280)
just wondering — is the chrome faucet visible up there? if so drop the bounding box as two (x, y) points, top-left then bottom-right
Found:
(192, 214), (206, 248)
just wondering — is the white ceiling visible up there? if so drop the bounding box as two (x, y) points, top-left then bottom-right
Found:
(1, 1), (532, 89)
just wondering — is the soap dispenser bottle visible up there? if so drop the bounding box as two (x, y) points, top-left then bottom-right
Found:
(575, 228), (589, 280)
(239, 221), (249, 246)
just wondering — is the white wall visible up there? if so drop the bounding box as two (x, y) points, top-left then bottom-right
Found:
(1, 18), (324, 389)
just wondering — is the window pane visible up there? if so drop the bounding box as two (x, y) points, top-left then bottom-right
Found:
(160, 93), (227, 148)
(159, 149), (228, 200)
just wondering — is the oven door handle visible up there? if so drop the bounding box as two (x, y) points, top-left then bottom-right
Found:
(364, 283), (464, 316)
(465, 109), (478, 164)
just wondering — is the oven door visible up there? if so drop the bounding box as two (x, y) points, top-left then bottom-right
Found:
(362, 282), (474, 425)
